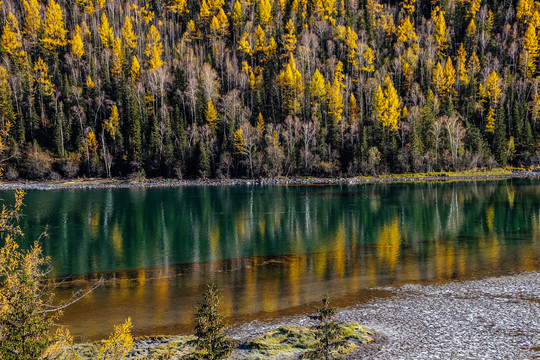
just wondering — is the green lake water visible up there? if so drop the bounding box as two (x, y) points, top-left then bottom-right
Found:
(3, 179), (539, 340)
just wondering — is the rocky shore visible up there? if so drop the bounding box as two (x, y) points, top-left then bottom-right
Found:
(0, 171), (538, 191)
(228, 271), (540, 359)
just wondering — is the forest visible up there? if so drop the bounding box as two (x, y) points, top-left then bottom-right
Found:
(0, 0), (537, 179)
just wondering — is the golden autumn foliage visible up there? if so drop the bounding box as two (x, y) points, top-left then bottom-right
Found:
(85, 131), (99, 152)
(282, 19), (297, 59)
(327, 61), (344, 124)
(168, 0), (189, 14)
(42, 0), (67, 50)
(96, 318), (134, 359)
(71, 26), (85, 59)
(98, 12), (113, 48)
(145, 25), (164, 70)
(522, 22), (539, 79)
(33, 58), (54, 97)
(206, 98), (220, 131)
(376, 76), (400, 132)
(456, 43), (468, 84)
(478, 71), (502, 105)
(485, 106), (495, 133)
(310, 68), (327, 100)
(396, 16), (418, 43)
(111, 36), (124, 77)
(258, 0), (273, 27)
(22, 0), (41, 42)
(104, 105), (120, 138)
(432, 6), (447, 58)
(1, 13), (22, 57)
(278, 54), (304, 115)
(122, 16), (138, 50)
(130, 56), (141, 80)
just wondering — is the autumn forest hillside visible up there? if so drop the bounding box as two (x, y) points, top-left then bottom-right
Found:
(0, 0), (537, 179)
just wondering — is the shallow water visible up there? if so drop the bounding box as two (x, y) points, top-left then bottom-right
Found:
(3, 179), (539, 340)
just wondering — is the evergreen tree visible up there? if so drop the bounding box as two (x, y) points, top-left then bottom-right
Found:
(301, 294), (348, 360)
(187, 283), (237, 360)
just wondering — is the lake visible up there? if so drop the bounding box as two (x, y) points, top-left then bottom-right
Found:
(4, 179), (539, 340)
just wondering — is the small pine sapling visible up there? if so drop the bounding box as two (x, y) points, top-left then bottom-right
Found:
(301, 294), (348, 360)
(186, 283), (237, 360)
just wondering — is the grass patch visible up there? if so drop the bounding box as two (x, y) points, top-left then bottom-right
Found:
(384, 168), (513, 179)
(242, 323), (375, 359)
(69, 323), (375, 359)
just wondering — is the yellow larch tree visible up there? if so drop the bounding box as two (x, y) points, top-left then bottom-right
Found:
(466, 18), (477, 38)
(238, 31), (252, 55)
(208, 0), (224, 12)
(278, 54), (304, 115)
(485, 106), (495, 133)
(256, 113), (265, 134)
(478, 71), (502, 105)
(402, 61), (413, 87)
(33, 57), (54, 97)
(310, 68), (326, 104)
(86, 75), (95, 88)
(327, 61), (344, 124)
(322, 0), (338, 24)
(258, 0), (272, 27)
(232, 0), (243, 28)
(111, 36), (124, 78)
(168, 0), (189, 15)
(71, 29), (85, 59)
(1, 13), (23, 57)
(432, 62), (444, 94)
(516, 0), (534, 24)
(145, 25), (164, 70)
(396, 16), (418, 44)
(104, 105), (120, 138)
(442, 57), (456, 98)
(361, 47), (375, 72)
(205, 98), (220, 131)
(42, 0), (68, 50)
(349, 93), (360, 123)
(282, 19), (296, 59)
(376, 76), (400, 132)
(200, 0), (212, 24)
(22, 0), (42, 43)
(131, 56), (141, 80)
(466, 0), (481, 19)
(467, 50), (481, 80)
(456, 43), (468, 85)
(344, 27), (359, 70)
(432, 6), (447, 58)
(522, 22), (539, 79)
(122, 17), (138, 50)
(98, 13), (114, 48)
(254, 25), (266, 52)
(210, 16), (222, 38)
(85, 131), (99, 153)
(403, 0), (415, 14)
(216, 8), (229, 36)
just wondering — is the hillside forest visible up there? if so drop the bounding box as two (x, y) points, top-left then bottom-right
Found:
(0, 0), (538, 179)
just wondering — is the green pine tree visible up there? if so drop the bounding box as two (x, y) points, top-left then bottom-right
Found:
(187, 283), (237, 360)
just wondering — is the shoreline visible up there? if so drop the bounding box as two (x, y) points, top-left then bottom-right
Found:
(73, 271), (540, 359)
(0, 171), (538, 191)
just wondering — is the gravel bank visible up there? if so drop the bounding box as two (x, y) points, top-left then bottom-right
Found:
(0, 172), (538, 191)
(229, 272), (540, 359)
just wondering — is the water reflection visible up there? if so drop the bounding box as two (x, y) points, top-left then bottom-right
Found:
(4, 180), (540, 340)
